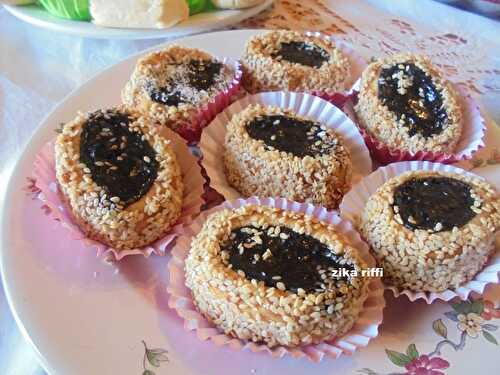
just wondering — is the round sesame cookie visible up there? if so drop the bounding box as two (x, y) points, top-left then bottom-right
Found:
(241, 30), (351, 94)
(122, 45), (236, 138)
(355, 53), (462, 154)
(55, 107), (183, 251)
(223, 104), (352, 209)
(185, 205), (370, 347)
(360, 170), (500, 293)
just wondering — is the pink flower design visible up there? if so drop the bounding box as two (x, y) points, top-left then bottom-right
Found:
(405, 354), (450, 375)
(481, 300), (500, 321)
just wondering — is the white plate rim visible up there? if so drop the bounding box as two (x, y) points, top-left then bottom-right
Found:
(3, 1), (273, 40)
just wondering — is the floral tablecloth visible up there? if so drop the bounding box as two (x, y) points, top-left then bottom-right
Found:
(0, 0), (499, 374)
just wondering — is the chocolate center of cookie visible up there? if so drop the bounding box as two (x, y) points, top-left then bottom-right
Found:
(80, 111), (159, 206)
(222, 225), (353, 293)
(393, 177), (476, 232)
(149, 59), (223, 105)
(273, 41), (330, 68)
(245, 115), (336, 157)
(187, 60), (223, 91)
(150, 89), (185, 106)
(378, 63), (449, 138)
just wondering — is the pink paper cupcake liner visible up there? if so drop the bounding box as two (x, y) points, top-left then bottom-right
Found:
(167, 196), (385, 362)
(339, 161), (500, 304)
(32, 127), (205, 261)
(200, 91), (373, 201)
(343, 81), (486, 165)
(177, 58), (242, 144)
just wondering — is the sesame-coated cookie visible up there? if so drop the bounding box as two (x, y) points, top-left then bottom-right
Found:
(122, 45), (236, 136)
(355, 53), (462, 154)
(360, 170), (499, 293)
(185, 205), (370, 347)
(241, 30), (351, 94)
(55, 107), (183, 251)
(223, 104), (352, 209)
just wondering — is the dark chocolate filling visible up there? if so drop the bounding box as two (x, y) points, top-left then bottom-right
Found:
(378, 63), (449, 138)
(149, 89), (185, 106)
(245, 115), (335, 157)
(79, 111), (159, 206)
(273, 41), (330, 68)
(187, 60), (223, 91)
(222, 225), (353, 293)
(393, 176), (476, 232)
(149, 59), (223, 105)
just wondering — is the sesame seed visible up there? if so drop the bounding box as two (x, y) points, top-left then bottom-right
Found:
(262, 249), (272, 260)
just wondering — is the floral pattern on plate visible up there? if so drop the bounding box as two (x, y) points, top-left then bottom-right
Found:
(358, 297), (499, 375)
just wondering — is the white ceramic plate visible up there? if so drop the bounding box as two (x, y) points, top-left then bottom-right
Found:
(3, 1), (273, 39)
(1, 30), (500, 375)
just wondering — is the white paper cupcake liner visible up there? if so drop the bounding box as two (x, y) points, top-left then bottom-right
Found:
(167, 196), (385, 362)
(345, 80), (485, 164)
(339, 161), (500, 303)
(32, 127), (205, 261)
(200, 91), (373, 201)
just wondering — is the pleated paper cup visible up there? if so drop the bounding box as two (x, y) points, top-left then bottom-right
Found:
(175, 58), (243, 143)
(200, 91), (373, 201)
(345, 81), (485, 164)
(32, 127), (205, 261)
(167, 196), (385, 362)
(340, 161), (500, 303)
